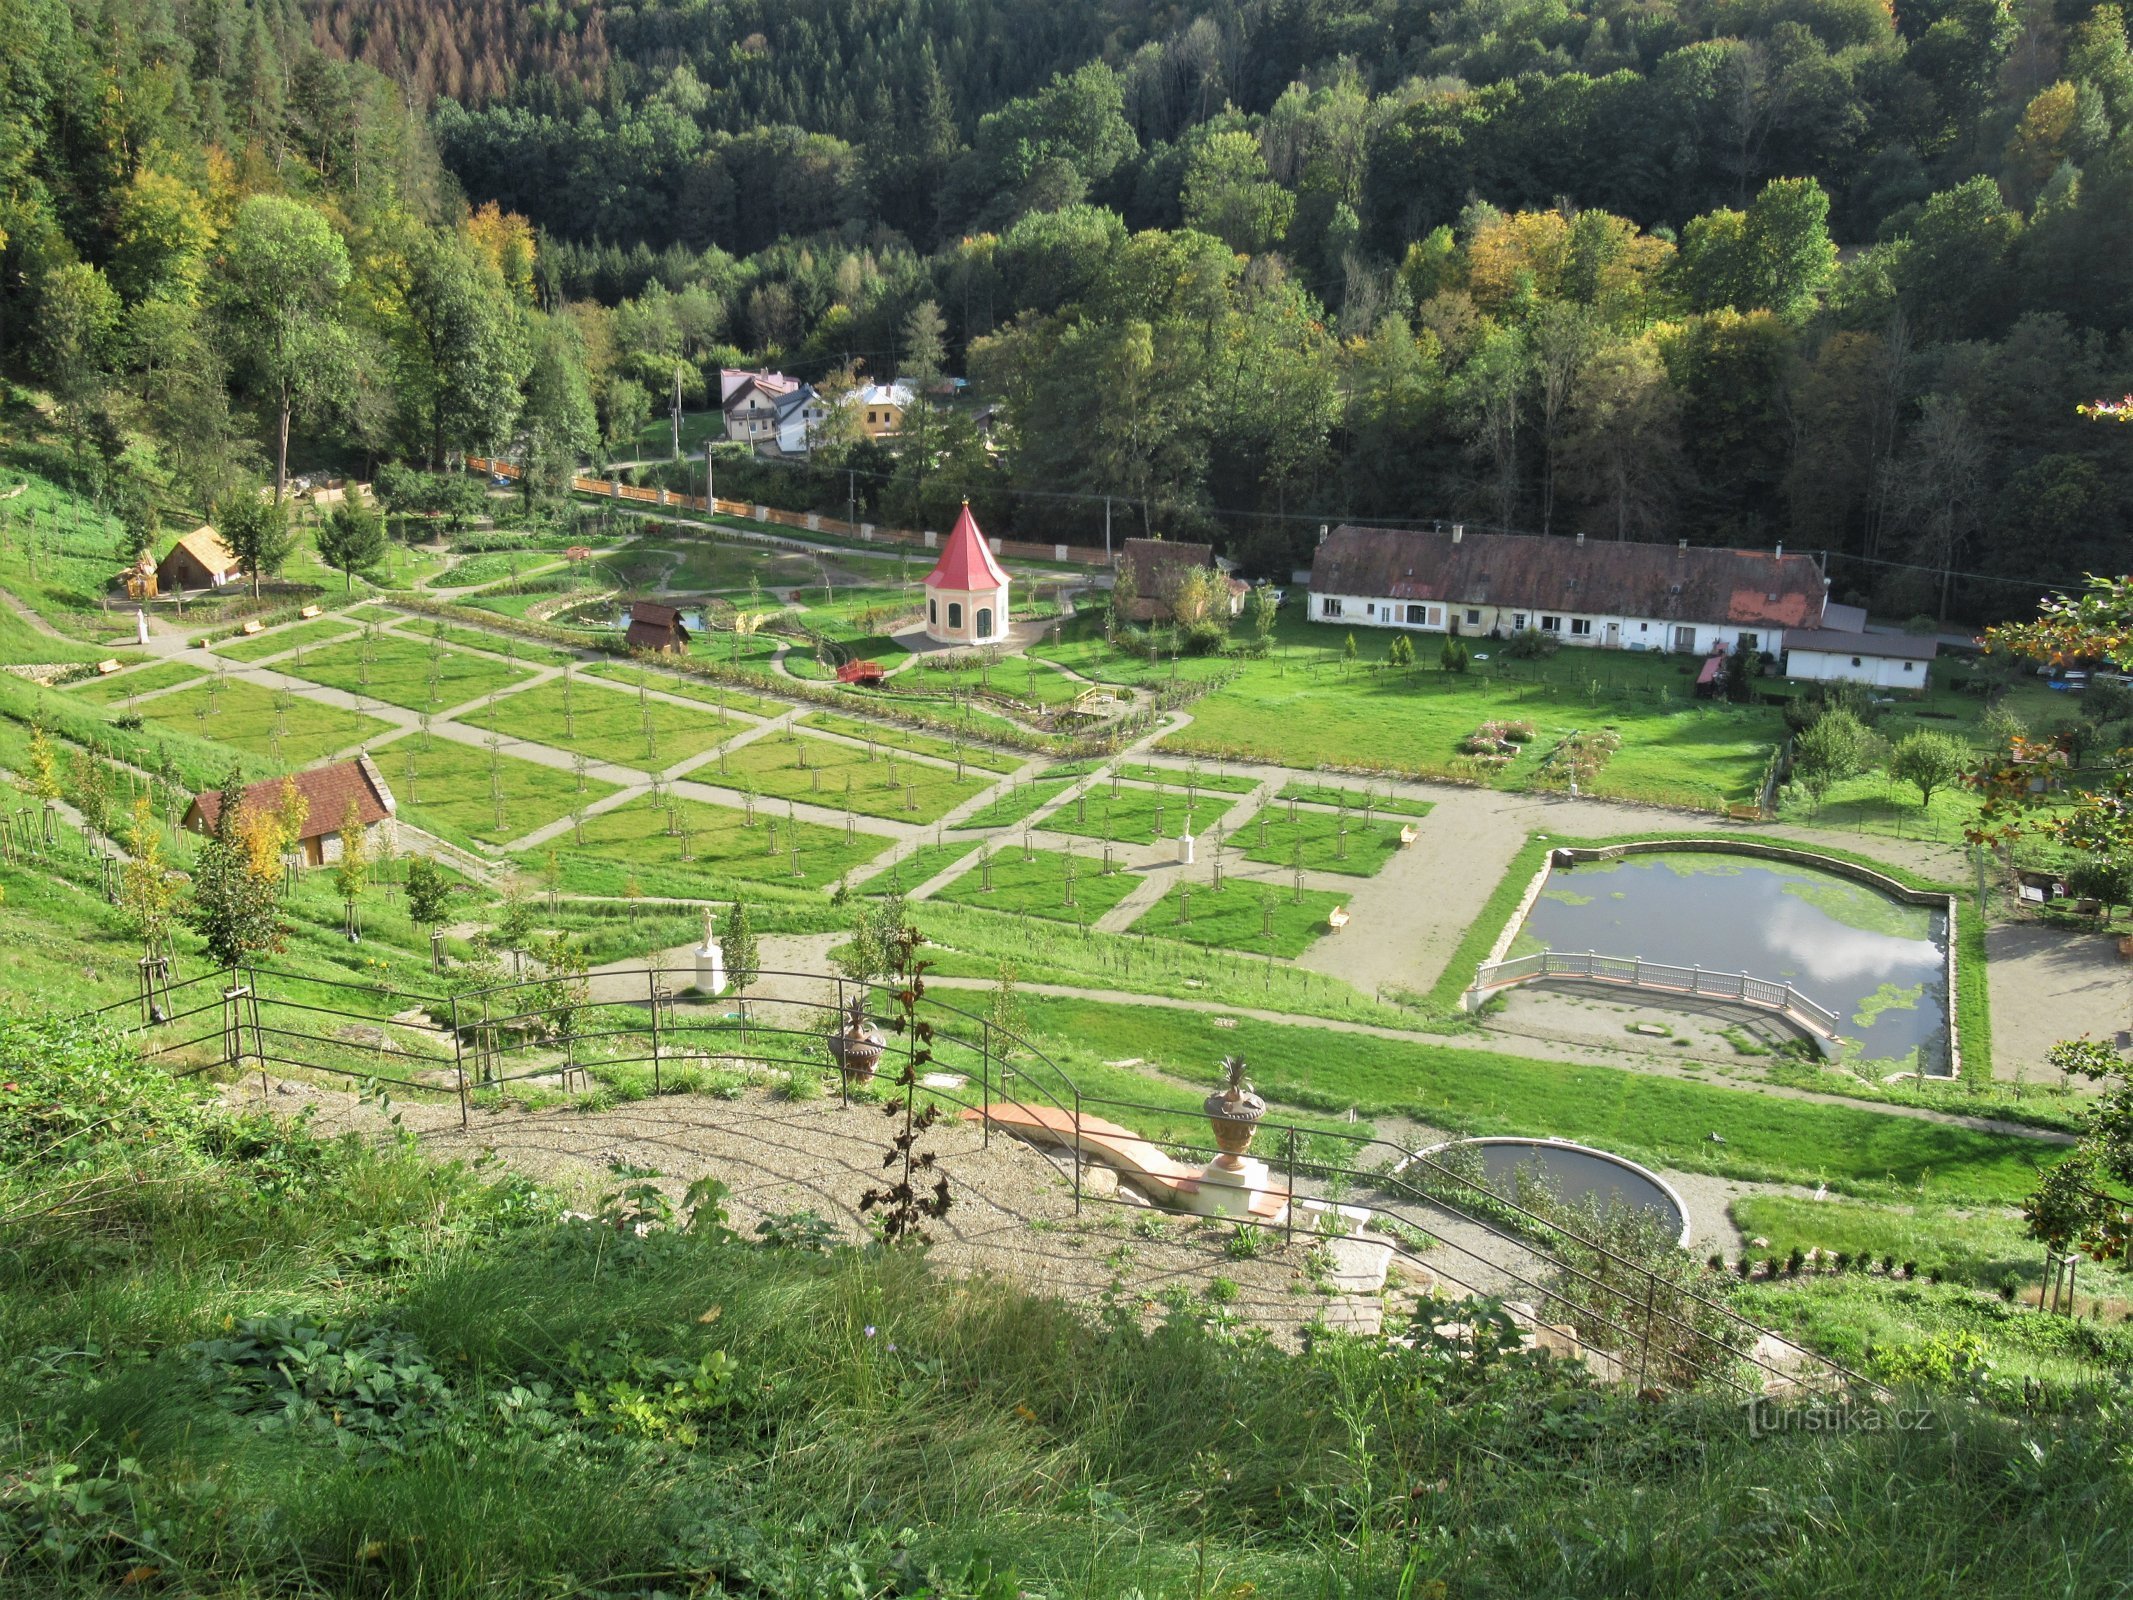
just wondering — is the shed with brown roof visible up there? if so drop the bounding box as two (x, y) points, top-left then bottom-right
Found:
(183, 756), (397, 868)
(1117, 538), (1246, 623)
(1308, 526), (1828, 655)
(624, 600), (690, 654)
(157, 525), (243, 592)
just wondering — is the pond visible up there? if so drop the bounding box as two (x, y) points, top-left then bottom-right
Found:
(1520, 852), (1949, 1074)
(1422, 1137), (1690, 1244)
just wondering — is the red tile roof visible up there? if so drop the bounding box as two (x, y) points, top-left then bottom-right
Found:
(923, 502), (1008, 592)
(186, 757), (395, 841)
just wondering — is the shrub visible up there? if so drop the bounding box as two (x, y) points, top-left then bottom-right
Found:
(1501, 627), (1556, 659)
(1440, 637), (1471, 673)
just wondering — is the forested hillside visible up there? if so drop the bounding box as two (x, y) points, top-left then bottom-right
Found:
(4, 0), (2132, 617)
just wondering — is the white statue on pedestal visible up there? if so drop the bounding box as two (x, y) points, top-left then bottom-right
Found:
(694, 905), (726, 995)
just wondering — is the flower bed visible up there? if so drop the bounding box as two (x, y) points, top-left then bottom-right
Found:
(1460, 720), (1536, 763)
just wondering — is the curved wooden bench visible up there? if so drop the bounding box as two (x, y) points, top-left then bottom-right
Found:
(960, 1102), (1288, 1219)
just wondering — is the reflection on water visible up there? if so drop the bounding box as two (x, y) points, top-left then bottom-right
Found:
(1522, 854), (1949, 1070)
(1457, 1140), (1687, 1240)
(615, 609), (707, 633)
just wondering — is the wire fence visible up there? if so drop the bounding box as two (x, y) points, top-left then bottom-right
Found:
(79, 962), (1884, 1402)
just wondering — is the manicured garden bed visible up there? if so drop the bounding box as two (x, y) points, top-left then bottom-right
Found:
(280, 633), (540, 712)
(139, 677), (396, 767)
(456, 675), (739, 770)
(1128, 879), (1346, 956)
(928, 846), (1143, 925)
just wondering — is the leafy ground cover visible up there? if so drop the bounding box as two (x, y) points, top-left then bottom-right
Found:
(60, 660), (202, 703)
(534, 792), (888, 895)
(795, 710), (1023, 772)
(456, 675), (739, 771)
(1233, 805), (1413, 876)
(138, 676), (396, 767)
(281, 633), (540, 712)
(708, 730), (991, 824)
(383, 732), (619, 848)
(1129, 878), (1347, 956)
(216, 615), (360, 663)
(9, 1011), (2114, 1598)
(926, 845), (1142, 925)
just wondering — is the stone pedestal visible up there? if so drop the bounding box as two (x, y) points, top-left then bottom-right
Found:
(693, 937), (726, 996)
(1182, 1156), (1273, 1218)
(135, 608), (148, 645)
(1177, 832), (1196, 865)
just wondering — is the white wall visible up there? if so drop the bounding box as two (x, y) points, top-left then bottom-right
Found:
(1310, 592), (1785, 654)
(1785, 649), (1928, 689)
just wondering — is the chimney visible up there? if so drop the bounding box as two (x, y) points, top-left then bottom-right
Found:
(1451, 524), (1464, 544)
(1774, 541), (1784, 558)
(1575, 531), (1585, 548)
(1318, 523), (1329, 546)
(1678, 539), (1688, 551)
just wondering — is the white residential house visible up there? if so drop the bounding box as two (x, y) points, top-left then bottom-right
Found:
(1307, 525), (1832, 657)
(721, 370), (800, 445)
(773, 385), (828, 455)
(1781, 628), (1937, 688)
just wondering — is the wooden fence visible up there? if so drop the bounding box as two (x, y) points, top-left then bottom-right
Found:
(467, 457), (1116, 570)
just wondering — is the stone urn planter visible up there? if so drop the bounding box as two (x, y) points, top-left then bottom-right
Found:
(1204, 1055), (1266, 1172)
(827, 994), (887, 1080)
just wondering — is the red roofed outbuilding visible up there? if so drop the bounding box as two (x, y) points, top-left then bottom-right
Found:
(183, 756), (397, 868)
(922, 502), (1010, 646)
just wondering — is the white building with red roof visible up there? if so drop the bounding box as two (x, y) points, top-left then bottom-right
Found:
(923, 502), (1010, 646)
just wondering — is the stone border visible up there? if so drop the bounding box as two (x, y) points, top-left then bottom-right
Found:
(1403, 1135), (1694, 1248)
(1543, 839), (1962, 1079)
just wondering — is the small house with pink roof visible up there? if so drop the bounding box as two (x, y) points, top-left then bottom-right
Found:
(923, 502), (1010, 646)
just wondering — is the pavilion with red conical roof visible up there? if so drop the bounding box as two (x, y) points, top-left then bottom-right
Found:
(922, 501), (1010, 645)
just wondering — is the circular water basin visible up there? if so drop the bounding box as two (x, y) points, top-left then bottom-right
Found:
(1415, 1136), (1690, 1246)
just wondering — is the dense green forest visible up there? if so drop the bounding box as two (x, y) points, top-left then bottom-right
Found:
(5, 0), (2133, 616)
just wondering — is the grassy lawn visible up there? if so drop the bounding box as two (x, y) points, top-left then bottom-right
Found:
(927, 846), (1142, 925)
(1117, 760), (1260, 794)
(1127, 617), (1784, 811)
(138, 677), (397, 767)
(949, 776), (1074, 831)
(580, 660), (786, 719)
(1275, 780), (1435, 818)
(1030, 614), (1235, 689)
(0, 464), (143, 642)
(395, 620), (576, 668)
(440, 551), (566, 589)
(663, 540), (819, 591)
(861, 837), (983, 894)
(1016, 996), (2049, 1202)
(1043, 780), (1230, 843)
(382, 732), (618, 848)
(1234, 805), (1412, 876)
(709, 730), (991, 824)
(281, 633), (541, 711)
(216, 615), (360, 663)
(1129, 878), (1347, 957)
(796, 710), (1023, 773)
(907, 653), (1091, 708)
(456, 675), (740, 771)
(61, 660), (202, 703)
(535, 792), (890, 895)
(1729, 1195), (2040, 1291)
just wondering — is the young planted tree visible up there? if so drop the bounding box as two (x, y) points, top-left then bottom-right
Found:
(333, 799), (370, 939)
(315, 499), (388, 592)
(1889, 729), (1968, 811)
(181, 765), (287, 965)
(216, 492), (292, 599)
(120, 793), (176, 959)
(404, 856), (455, 934)
(719, 896), (761, 996)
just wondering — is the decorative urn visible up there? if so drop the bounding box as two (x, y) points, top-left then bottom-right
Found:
(1203, 1055), (1266, 1172)
(827, 993), (887, 1080)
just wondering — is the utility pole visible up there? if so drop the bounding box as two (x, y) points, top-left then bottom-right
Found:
(848, 468), (856, 529)
(671, 363), (683, 461)
(1104, 496), (1112, 565)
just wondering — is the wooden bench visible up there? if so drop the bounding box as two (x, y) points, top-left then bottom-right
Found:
(1327, 906), (1350, 931)
(240, 619), (263, 635)
(95, 658), (122, 675)
(299, 604), (321, 619)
